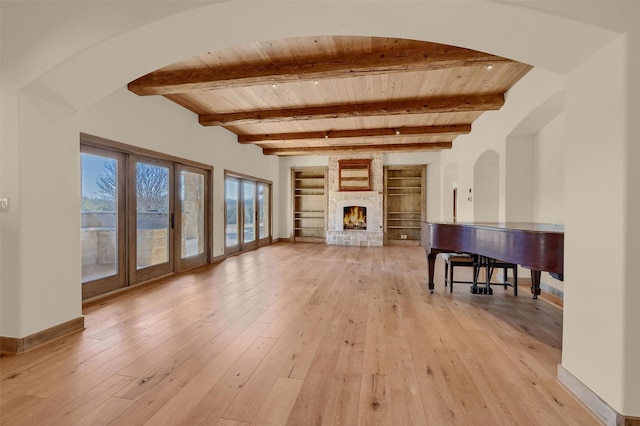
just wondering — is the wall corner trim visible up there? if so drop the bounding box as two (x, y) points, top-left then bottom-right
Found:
(0, 316), (85, 355)
(557, 364), (639, 425)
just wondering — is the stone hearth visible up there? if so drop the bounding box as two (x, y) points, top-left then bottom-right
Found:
(326, 153), (383, 246)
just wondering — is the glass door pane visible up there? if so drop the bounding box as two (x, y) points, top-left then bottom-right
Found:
(225, 177), (240, 254)
(81, 153), (118, 281)
(136, 161), (170, 268)
(133, 159), (173, 283)
(243, 181), (256, 245)
(80, 148), (126, 298)
(176, 166), (209, 271)
(180, 170), (205, 258)
(258, 183), (270, 242)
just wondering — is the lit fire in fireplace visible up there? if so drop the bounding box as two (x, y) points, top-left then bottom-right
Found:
(343, 206), (367, 230)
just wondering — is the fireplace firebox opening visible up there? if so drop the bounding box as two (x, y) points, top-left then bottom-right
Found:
(343, 206), (367, 230)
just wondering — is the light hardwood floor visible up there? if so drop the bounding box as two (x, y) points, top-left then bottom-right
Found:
(0, 243), (600, 425)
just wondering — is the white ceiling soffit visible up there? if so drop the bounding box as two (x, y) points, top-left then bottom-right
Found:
(13, 1), (624, 111)
(509, 90), (565, 137)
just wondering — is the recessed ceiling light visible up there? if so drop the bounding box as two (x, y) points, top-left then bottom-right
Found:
(487, 64), (493, 70)
(314, 80), (319, 85)
(271, 83), (277, 88)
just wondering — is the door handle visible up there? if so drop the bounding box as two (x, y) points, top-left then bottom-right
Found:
(171, 213), (175, 229)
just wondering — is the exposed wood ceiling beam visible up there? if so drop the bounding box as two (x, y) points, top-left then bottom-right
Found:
(237, 124), (471, 144)
(262, 142), (453, 156)
(200, 95), (503, 126)
(129, 49), (511, 96)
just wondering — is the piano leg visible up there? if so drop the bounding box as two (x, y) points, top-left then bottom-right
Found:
(530, 270), (542, 299)
(471, 256), (493, 295)
(471, 259), (481, 294)
(427, 253), (437, 293)
(485, 258), (493, 295)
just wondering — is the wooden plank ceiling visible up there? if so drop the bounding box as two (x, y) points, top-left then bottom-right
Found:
(129, 36), (532, 156)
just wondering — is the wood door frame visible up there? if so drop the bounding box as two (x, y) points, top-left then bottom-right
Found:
(224, 175), (242, 255)
(240, 179), (258, 251)
(453, 187), (458, 223)
(174, 163), (213, 272)
(257, 181), (272, 247)
(129, 155), (175, 284)
(80, 145), (128, 299)
(224, 170), (273, 255)
(80, 133), (213, 298)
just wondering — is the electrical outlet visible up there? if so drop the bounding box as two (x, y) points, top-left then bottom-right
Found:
(0, 198), (8, 212)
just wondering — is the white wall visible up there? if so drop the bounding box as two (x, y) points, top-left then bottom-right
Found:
(505, 135), (534, 222)
(623, 22), (640, 417)
(473, 150), (500, 222)
(440, 67), (568, 223)
(563, 35), (629, 414)
(533, 113), (565, 223)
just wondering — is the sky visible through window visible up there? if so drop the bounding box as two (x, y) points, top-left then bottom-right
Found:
(81, 153), (109, 198)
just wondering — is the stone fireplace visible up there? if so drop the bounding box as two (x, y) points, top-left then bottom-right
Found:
(326, 153), (384, 246)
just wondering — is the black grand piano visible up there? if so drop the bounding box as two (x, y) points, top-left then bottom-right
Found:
(421, 222), (564, 298)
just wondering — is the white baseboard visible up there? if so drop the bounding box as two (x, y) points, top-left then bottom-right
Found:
(557, 364), (617, 425)
(541, 281), (564, 299)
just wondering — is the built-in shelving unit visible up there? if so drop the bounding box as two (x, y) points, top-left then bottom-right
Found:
(291, 167), (327, 242)
(384, 165), (426, 245)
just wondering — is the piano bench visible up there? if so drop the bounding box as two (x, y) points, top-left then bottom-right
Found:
(441, 253), (477, 292)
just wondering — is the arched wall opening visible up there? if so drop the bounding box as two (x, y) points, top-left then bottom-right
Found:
(505, 90), (565, 222)
(20, 2), (617, 113)
(3, 2), (638, 419)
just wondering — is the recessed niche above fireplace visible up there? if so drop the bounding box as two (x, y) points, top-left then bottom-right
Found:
(338, 159), (371, 191)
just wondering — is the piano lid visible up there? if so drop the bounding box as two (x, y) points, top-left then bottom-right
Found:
(430, 222), (564, 234)
(423, 221), (564, 274)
